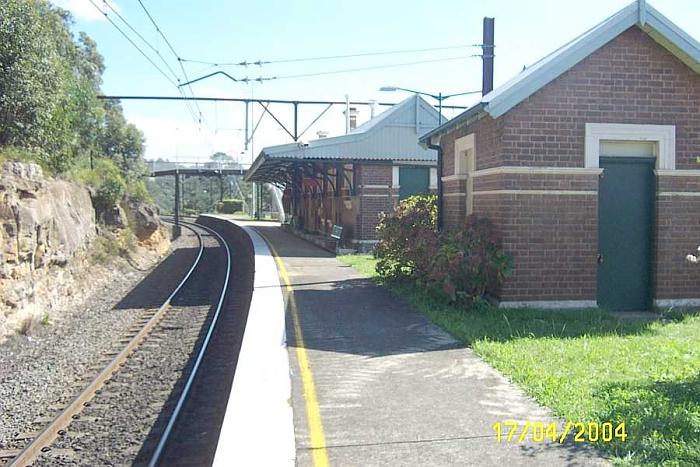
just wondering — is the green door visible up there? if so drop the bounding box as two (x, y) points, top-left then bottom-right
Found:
(399, 167), (429, 200)
(597, 157), (655, 311)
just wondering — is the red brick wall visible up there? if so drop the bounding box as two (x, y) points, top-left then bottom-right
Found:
(470, 173), (600, 302)
(655, 176), (700, 299)
(358, 164), (392, 185)
(441, 116), (501, 175)
(500, 27), (700, 168)
(294, 163), (435, 248)
(497, 192), (598, 302)
(356, 164), (395, 241)
(438, 25), (700, 304)
(472, 173), (599, 191)
(443, 175), (466, 228)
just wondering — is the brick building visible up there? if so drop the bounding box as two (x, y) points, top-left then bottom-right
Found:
(420, 0), (700, 310)
(245, 95), (440, 251)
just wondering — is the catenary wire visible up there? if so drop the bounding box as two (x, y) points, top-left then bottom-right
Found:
(136, 0), (205, 125)
(274, 54), (481, 79)
(100, 1), (201, 124)
(180, 44), (482, 67)
(181, 54), (482, 85)
(101, 0), (181, 84)
(88, 0), (177, 88)
(90, 0), (211, 152)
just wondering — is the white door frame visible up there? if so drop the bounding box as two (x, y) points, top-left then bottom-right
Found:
(584, 123), (675, 169)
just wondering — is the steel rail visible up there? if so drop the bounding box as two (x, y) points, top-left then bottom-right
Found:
(8, 223), (206, 467)
(147, 219), (232, 466)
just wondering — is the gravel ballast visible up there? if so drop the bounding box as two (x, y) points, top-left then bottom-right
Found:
(28, 224), (226, 466)
(0, 228), (199, 453)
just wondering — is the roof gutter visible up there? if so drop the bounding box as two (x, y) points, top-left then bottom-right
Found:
(418, 102), (487, 146)
(242, 151), (267, 182)
(427, 141), (444, 232)
(418, 103), (488, 232)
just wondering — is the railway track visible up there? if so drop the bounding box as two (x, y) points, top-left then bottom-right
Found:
(2, 220), (233, 467)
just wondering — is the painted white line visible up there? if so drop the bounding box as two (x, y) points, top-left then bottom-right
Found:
(472, 190), (597, 196)
(212, 222), (295, 467)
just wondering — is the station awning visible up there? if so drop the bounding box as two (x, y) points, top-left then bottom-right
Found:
(244, 94), (439, 187)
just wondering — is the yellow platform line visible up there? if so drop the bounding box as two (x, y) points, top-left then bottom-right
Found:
(262, 236), (330, 467)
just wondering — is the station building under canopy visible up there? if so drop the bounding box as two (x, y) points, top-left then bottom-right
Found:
(244, 95), (441, 251)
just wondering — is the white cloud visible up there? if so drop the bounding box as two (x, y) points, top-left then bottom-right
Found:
(52, 0), (120, 22)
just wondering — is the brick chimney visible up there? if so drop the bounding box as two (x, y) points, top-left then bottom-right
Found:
(344, 107), (359, 130)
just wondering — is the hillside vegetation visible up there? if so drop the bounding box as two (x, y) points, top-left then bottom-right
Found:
(0, 0), (148, 197)
(0, 1), (171, 339)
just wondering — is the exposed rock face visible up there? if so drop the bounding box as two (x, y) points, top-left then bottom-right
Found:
(100, 204), (127, 228)
(0, 161), (170, 340)
(0, 161), (96, 280)
(0, 161), (96, 337)
(120, 196), (160, 241)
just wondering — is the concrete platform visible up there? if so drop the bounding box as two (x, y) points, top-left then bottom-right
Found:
(212, 222), (295, 466)
(252, 225), (609, 467)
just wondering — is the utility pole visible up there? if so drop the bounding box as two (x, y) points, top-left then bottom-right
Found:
(482, 17), (495, 96)
(173, 171), (181, 237)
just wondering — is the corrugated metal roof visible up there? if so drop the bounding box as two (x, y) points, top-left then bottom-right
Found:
(420, 0), (700, 144)
(245, 95), (439, 182)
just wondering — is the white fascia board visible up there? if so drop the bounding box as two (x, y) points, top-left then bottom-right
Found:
(485, 4), (637, 118)
(645, 5), (700, 73)
(485, 2), (700, 119)
(243, 153), (268, 182)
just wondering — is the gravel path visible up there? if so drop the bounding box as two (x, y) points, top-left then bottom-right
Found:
(0, 228), (199, 452)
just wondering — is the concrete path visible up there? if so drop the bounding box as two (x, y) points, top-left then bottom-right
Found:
(254, 225), (608, 467)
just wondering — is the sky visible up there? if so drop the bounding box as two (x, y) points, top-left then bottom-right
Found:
(53, 0), (700, 165)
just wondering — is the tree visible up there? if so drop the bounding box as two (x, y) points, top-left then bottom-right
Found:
(0, 0), (73, 165)
(0, 0), (144, 175)
(98, 100), (145, 173)
(210, 152), (233, 162)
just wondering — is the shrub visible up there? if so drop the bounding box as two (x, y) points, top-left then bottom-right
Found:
(218, 198), (244, 214)
(429, 216), (512, 302)
(96, 177), (125, 208)
(90, 228), (136, 264)
(70, 158), (126, 209)
(374, 194), (511, 303)
(375, 194), (438, 279)
(0, 146), (44, 167)
(127, 178), (151, 202)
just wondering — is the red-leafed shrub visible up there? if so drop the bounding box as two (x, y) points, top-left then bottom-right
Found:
(429, 216), (512, 302)
(374, 194), (511, 303)
(374, 194), (438, 280)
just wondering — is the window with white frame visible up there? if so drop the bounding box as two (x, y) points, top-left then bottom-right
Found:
(454, 134), (475, 215)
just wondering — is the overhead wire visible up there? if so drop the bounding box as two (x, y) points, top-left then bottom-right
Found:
(180, 44), (480, 67)
(87, 0), (177, 88)
(100, 0), (180, 84)
(93, 0), (202, 126)
(273, 54), (482, 80)
(180, 54), (482, 86)
(91, 4), (485, 157)
(136, 0), (205, 126)
(92, 0), (216, 155)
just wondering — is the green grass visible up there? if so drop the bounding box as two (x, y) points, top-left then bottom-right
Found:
(338, 254), (380, 278)
(338, 254), (700, 466)
(231, 211), (253, 220)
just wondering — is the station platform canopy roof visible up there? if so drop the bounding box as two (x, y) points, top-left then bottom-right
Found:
(244, 94), (440, 185)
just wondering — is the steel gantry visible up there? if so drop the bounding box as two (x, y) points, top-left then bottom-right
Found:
(97, 95), (468, 146)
